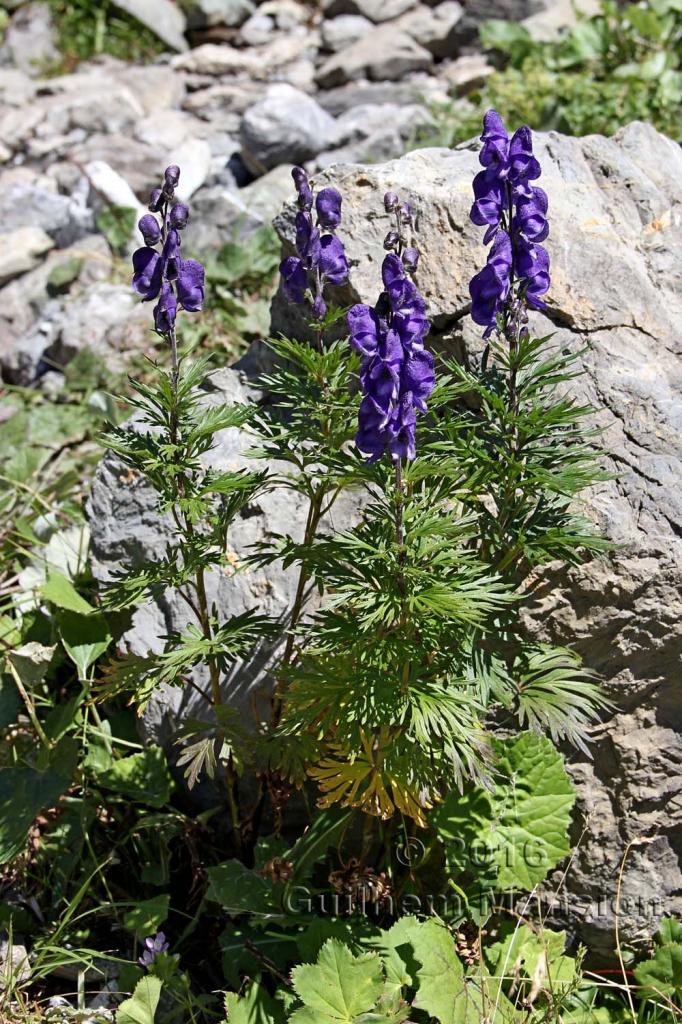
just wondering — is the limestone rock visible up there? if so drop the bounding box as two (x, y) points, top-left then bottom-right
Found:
(270, 123), (682, 953)
(315, 25), (433, 87)
(240, 83), (338, 174)
(320, 13), (372, 52)
(323, 0), (417, 23)
(171, 41), (261, 74)
(395, 1), (463, 58)
(5, 2), (58, 75)
(0, 226), (54, 285)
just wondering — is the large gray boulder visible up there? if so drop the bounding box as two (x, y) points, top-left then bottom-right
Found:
(88, 122), (682, 956)
(270, 123), (682, 956)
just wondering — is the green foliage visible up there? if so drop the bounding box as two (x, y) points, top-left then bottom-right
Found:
(421, 0), (682, 146)
(96, 205), (138, 255)
(290, 939), (388, 1024)
(46, 0), (166, 70)
(634, 917), (682, 1004)
(432, 732), (575, 896)
(117, 975), (163, 1024)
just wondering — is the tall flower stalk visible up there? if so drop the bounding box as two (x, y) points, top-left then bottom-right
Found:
(102, 165), (272, 847)
(348, 192), (435, 599)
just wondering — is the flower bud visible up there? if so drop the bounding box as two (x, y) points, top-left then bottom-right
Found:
(403, 247), (419, 272)
(148, 188), (163, 212)
(164, 165), (181, 188)
(384, 191), (399, 212)
(138, 213), (161, 246)
(400, 202), (412, 223)
(170, 203), (189, 230)
(383, 230), (399, 251)
(292, 165), (313, 211)
(312, 294), (327, 321)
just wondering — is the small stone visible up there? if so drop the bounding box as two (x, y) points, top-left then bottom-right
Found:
(171, 42), (261, 74)
(133, 110), (197, 150)
(0, 227), (54, 285)
(83, 161), (145, 220)
(166, 138), (212, 200)
(323, 0), (417, 23)
(5, 2), (58, 76)
(321, 14), (373, 52)
(0, 941), (30, 989)
(395, 1), (463, 58)
(441, 52), (494, 93)
(315, 25), (432, 88)
(239, 11), (276, 44)
(110, 0), (189, 51)
(185, 0), (256, 29)
(240, 83), (338, 174)
(259, 0), (308, 29)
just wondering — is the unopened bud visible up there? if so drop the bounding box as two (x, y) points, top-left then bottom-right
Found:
(384, 191), (399, 212)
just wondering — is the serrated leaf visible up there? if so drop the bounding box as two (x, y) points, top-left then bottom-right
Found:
(291, 939), (385, 1024)
(117, 975), (162, 1024)
(432, 732), (575, 891)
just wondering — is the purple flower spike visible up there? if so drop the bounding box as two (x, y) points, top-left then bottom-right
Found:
(292, 166), (313, 211)
(316, 187), (342, 231)
(131, 164), (205, 339)
(468, 110), (550, 340)
(280, 168), (349, 321)
(349, 190), (434, 464)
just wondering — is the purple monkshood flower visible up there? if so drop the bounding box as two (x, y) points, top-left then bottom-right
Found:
(139, 932), (169, 968)
(348, 192), (434, 464)
(279, 166), (348, 322)
(131, 165), (205, 337)
(468, 110), (550, 338)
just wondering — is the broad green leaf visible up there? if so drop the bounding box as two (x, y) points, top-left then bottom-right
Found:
(410, 919), (519, 1024)
(290, 939), (384, 1024)
(42, 571), (94, 614)
(94, 747), (172, 808)
(123, 895), (170, 941)
(634, 919), (682, 1002)
(57, 608), (112, 676)
(0, 739), (76, 864)
(117, 975), (162, 1024)
(207, 859), (278, 916)
(225, 980), (286, 1024)
(432, 732), (575, 891)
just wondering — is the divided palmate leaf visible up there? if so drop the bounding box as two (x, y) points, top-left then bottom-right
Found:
(290, 939), (385, 1024)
